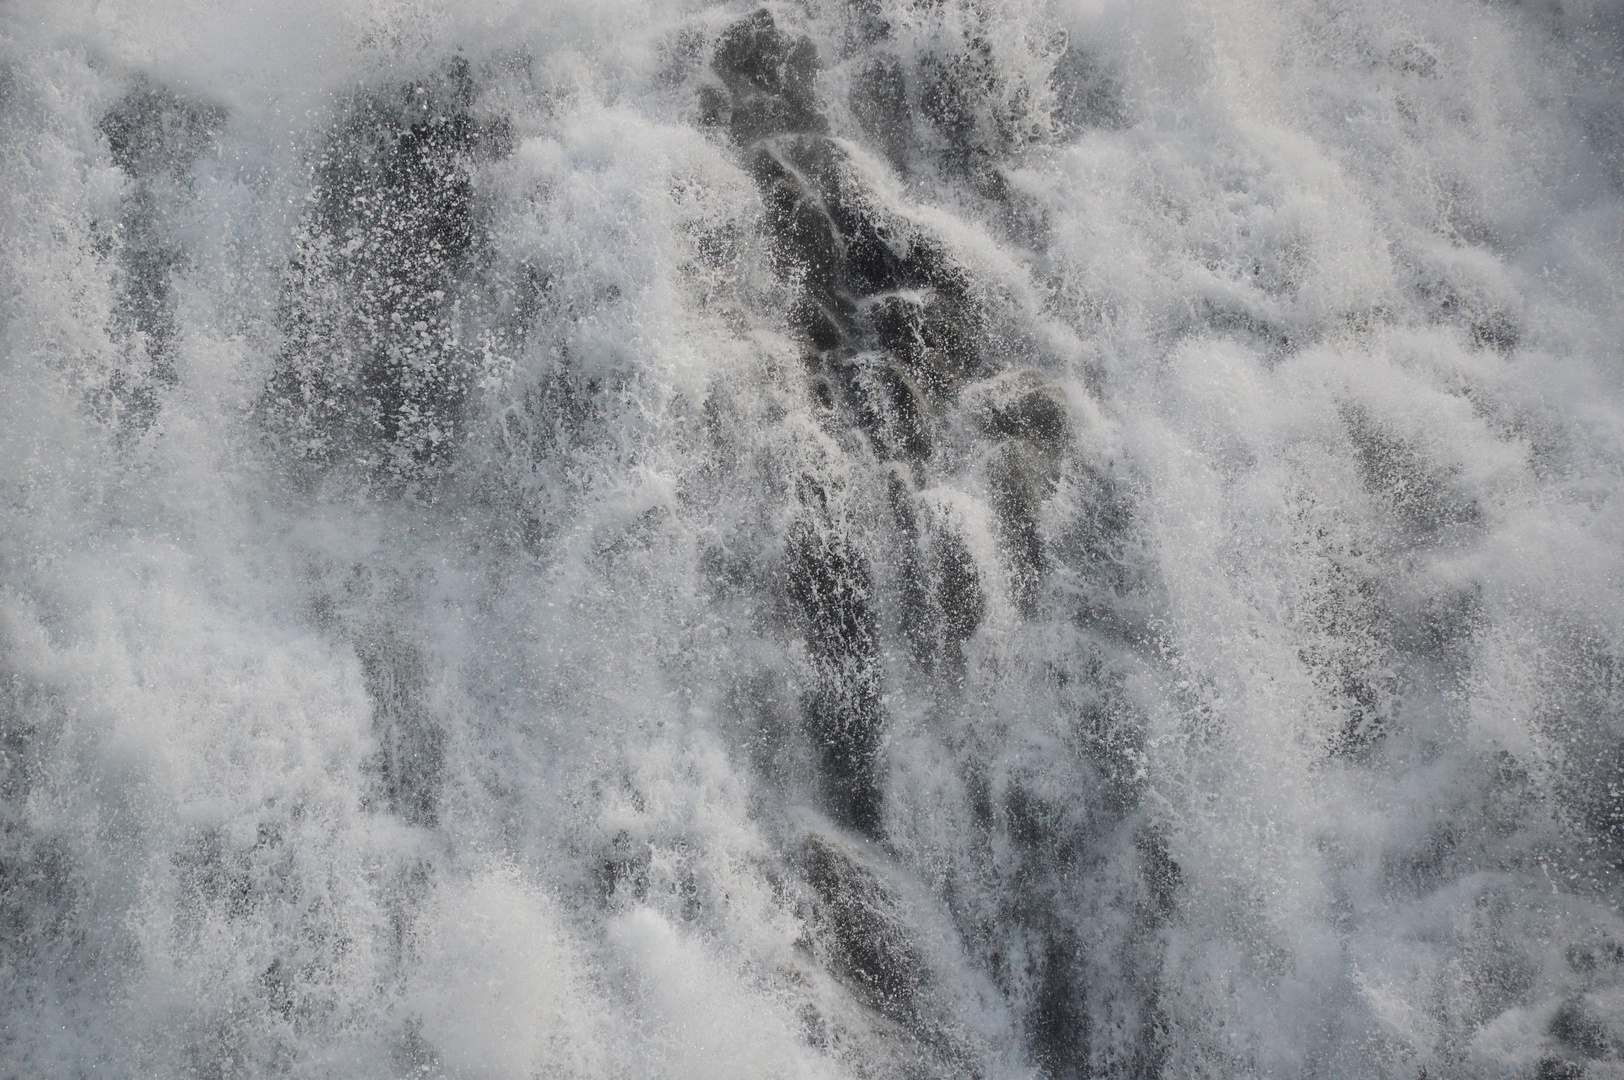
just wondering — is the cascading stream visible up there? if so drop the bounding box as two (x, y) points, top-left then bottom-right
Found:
(2, 2), (1622, 1078)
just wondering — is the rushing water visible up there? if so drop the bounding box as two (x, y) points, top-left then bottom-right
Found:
(2, 1), (1622, 1077)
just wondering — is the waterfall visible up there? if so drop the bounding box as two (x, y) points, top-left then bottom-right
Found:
(2, 2), (1622, 1077)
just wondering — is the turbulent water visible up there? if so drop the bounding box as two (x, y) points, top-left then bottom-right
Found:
(2, 1), (1623, 1077)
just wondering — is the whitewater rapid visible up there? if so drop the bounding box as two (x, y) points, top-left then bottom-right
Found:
(2, 1), (1622, 1077)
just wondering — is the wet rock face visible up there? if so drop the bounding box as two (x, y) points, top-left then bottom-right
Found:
(705, 11), (912, 838)
(708, 12), (1008, 841)
(955, 643), (1175, 1080)
(101, 85), (223, 179)
(0, 827), (76, 987)
(850, 54), (911, 173)
(785, 509), (885, 837)
(990, 446), (1050, 611)
(1342, 404), (1480, 540)
(711, 3), (1084, 895)
(794, 834), (998, 1077)
(977, 383), (1069, 450)
(700, 13), (1156, 1075)
(919, 37), (1000, 152)
(95, 84), (226, 432)
(915, 30), (1051, 195)
(894, 490), (986, 677)
(917, 528), (985, 674)
(263, 60), (512, 487)
(797, 836), (926, 1021)
(711, 9), (823, 143)
(355, 633), (443, 828)
(1028, 932), (1091, 1080)
(710, 10), (985, 430)
(1050, 47), (1129, 135)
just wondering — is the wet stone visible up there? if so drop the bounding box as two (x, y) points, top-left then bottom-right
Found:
(1029, 933), (1090, 1080)
(263, 61), (512, 486)
(1470, 309), (1520, 353)
(1051, 47), (1129, 134)
(1136, 828), (1182, 916)
(392, 1020), (444, 1080)
(95, 82), (225, 433)
(785, 514), (886, 837)
(785, 516), (879, 666)
(846, 359), (932, 465)
(355, 634), (444, 828)
(598, 830), (652, 905)
(100, 83), (225, 180)
(256, 958), (296, 1022)
(710, 10), (990, 473)
(0, 831), (76, 963)
(919, 38), (999, 150)
(850, 54), (911, 172)
(989, 443), (1059, 614)
(1578, 738), (1624, 854)
(843, 0), (893, 49)
(712, 9), (823, 143)
(901, 515), (985, 675)
(933, 531), (984, 666)
(1389, 42), (1441, 78)
(697, 83), (729, 127)
(804, 680), (885, 838)
(1566, 940), (1624, 975)
(797, 836), (927, 1021)
(865, 285), (981, 398)
(752, 143), (846, 300)
(1415, 275), (1521, 356)
(979, 387), (1068, 449)
(1342, 404), (1481, 538)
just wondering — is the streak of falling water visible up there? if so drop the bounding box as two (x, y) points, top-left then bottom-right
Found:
(2, 2), (1623, 1078)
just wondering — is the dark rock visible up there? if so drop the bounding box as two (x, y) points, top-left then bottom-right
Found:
(95, 83), (225, 432)
(1051, 47), (1129, 133)
(1550, 998), (1611, 1059)
(712, 9), (823, 143)
(797, 836), (926, 1020)
(1029, 933), (1090, 1080)
(1136, 828), (1182, 916)
(696, 83), (728, 127)
(1469, 309), (1520, 354)
(710, 9), (985, 465)
(100, 82), (224, 179)
(847, 358), (931, 465)
(0, 830), (76, 960)
(978, 384), (1068, 450)
(850, 53), (911, 172)
(355, 633), (443, 828)
(866, 283), (981, 399)
(990, 443), (1057, 615)
(1388, 43), (1440, 79)
(598, 829), (652, 905)
(1342, 404), (1480, 537)
(263, 61), (512, 486)
(934, 531), (985, 665)
(1414, 274), (1520, 356)
(785, 512), (885, 837)
(1565, 939), (1624, 975)
(919, 37), (998, 150)
(899, 507), (985, 675)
